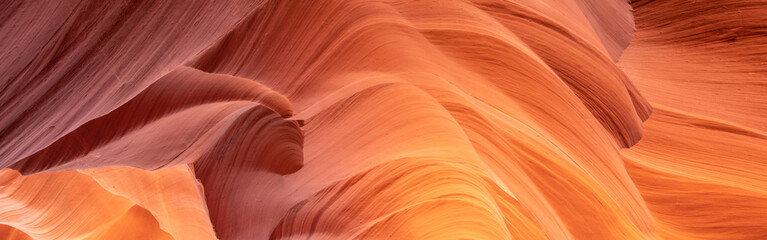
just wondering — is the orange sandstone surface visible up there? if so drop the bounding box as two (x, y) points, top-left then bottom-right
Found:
(0, 0), (765, 239)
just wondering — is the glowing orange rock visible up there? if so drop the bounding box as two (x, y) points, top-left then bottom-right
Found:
(616, 0), (767, 239)
(1, 0), (765, 239)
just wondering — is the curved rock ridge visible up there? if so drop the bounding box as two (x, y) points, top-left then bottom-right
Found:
(190, 0), (652, 238)
(0, 0), (764, 239)
(616, 0), (767, 239)
(0, 0), (265, 168)
(0, 167), (179, 240)
(619, 0), (767, 131)
(10, 66), (297, 174)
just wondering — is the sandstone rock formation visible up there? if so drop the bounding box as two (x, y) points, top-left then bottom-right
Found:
(1, 0), (764, 239)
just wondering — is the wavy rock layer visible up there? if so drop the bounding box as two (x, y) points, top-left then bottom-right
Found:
(617, 0), (767, 239)
(0, 0), (765, 239)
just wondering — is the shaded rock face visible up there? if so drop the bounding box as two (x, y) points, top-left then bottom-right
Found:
(1, 0), (765, 239)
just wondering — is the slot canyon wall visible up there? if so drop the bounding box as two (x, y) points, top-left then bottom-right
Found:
(0, 0), (765, 239)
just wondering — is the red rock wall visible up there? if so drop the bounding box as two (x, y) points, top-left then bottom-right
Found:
(0, 0), (764, 239)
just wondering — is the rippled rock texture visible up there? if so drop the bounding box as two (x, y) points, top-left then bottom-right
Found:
(1, 0), (765, 239)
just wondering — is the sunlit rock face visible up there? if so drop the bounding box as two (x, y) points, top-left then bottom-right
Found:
(0, 0), (764, 239)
